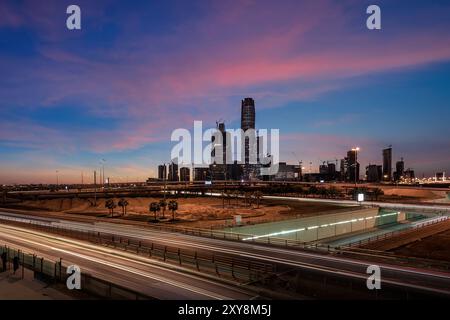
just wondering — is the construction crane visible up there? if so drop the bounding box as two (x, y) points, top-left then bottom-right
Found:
(291, 152), (304, 179)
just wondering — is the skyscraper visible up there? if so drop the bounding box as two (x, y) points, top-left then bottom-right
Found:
(382, 147), (392, 181)
(346, 149), (360, 182)
(241, 97), (255, 131)
(168, 161), (179, 182)
(394, 157), (405, 181)
(211, 122), (227, 165)
(241, 98), (256, 180)
(180, 167), (190, 182)
(211, 122), (228, 180)
(366, 164), (382, 182)
(158, 164), (167, 180)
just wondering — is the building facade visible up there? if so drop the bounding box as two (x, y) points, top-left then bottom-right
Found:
(179, 167), (190, 182)
(168, 162), (179, 182)
(158, 164), (167, 181)
(382, 147), (392, 181)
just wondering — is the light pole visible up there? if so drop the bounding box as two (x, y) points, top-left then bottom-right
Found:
(56, 170), (59, 186)
(99, 159), (106, 188)
(163, 163), (167, 201)
(352, 147), (360, 188)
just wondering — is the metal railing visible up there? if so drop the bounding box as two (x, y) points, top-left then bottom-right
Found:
(343, 216), (449, 248)
(1, 219), (275, 283)
(0, 245), (153, 299)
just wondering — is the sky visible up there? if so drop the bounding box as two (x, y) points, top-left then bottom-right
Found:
(1, 0), (450, 184)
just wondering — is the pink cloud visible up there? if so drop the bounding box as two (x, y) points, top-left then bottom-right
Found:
(2, 0), (450, 157)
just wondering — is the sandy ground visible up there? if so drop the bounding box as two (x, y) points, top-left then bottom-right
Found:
(391, 227), (450, 262)
(17, 197), (346, 229)
(381, 188), (446, 200)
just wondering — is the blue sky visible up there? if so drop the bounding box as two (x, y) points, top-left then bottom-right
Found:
(0, 0), (449, 184)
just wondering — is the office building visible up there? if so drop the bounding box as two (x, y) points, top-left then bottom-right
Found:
(180, 167), (190, 182)
(157, 164), (167, 181)
(346, 149), (360, 182)
(382, 147), (392, 181)
(193, 167), (210, 181)
(394, 157), (405, 181)
(241, 97), (255, 131)
(168, 161), (179, 182)
(210, 122), (228, 180)
(271, 162), (299, 181)
(366, 164), (382, 182)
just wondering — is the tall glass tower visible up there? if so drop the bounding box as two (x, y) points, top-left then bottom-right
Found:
(241, 97), (255, 131)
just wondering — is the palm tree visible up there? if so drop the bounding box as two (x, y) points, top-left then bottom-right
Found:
(372, 188), (384, 201)
(105, 199), (116, 217)
(221, 191), (226, 209)
(118, 198), (129, 216)
(254, 191), (263, 208)
(168, 200), (178, 221)
(149, 202), (160, 222)
(328, 187), (339, 199)
(159, 199), (167, 218)
(226, 191), (232, 206)
(309, 185), (318, 197)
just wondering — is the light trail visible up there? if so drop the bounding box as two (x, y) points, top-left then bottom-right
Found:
(242, 212), (401, 241)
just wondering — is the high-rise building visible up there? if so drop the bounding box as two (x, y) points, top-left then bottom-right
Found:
(366, 164), (382, 182)
(346, 149), (360, 182)
(210, 122), (228, 180)
(394, 157), (405, 181)
(340, 158), (348, 181)
(180, 167), (190, 182)
(158, 164), (167, 181)
(211, 122), (227, 165)
(382, 147), (392, 181)
(241, 98), (257, 180)
(193, 167), (210, 181)
(241, 97), (255, 131)
(168, 161), (179, 182)
(403, 168), (415, 182)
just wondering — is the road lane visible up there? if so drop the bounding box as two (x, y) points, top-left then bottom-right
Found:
(0, 224), (257, 300)
(1, 211), (450, 296)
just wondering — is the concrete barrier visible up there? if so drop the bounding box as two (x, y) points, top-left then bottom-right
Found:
(225, 207), (412, 242)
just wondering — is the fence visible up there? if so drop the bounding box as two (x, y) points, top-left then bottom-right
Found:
(0, 245), (153, 299)
(342, 215), (449, 248)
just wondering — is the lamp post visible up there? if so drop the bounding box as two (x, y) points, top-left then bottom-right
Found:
(99, 159), (106, 188)
(56, 170), (59, 187)
(163, 163), (167, 201)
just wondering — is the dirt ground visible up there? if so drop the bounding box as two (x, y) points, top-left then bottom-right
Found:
(391, 228), (450, 262)
(381, 188), (447, 202)
(17, 196), (346, 229)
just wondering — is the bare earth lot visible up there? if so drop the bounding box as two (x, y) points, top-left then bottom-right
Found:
(16, 197), (346, 229)
(391, 226), (450, 262)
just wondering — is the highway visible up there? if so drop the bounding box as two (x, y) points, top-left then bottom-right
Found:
(1, 210), (450, 298)
(261, 195), (450, 215)
(0, 222), (257, 300)
(202, 193), (450, 214)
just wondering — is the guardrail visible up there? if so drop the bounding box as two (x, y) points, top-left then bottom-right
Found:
(0, 245), (153, 299)
(1, 219), (275, 283)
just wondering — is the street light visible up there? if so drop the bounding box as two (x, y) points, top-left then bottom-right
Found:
(99, 159), (106, 187)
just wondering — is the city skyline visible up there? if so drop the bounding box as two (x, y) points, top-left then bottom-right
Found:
(1, 0), (450, 184)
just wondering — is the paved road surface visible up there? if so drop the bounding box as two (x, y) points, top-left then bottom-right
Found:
(0, 223), (257, 300)
(1, 210), (449, 297)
